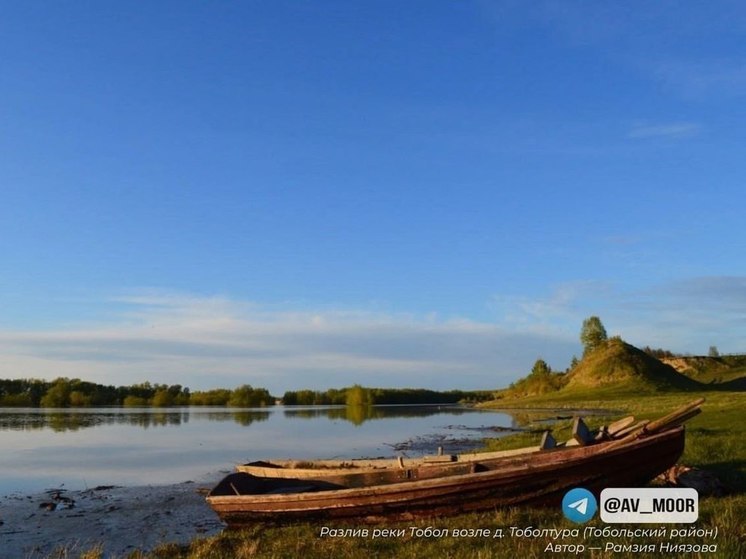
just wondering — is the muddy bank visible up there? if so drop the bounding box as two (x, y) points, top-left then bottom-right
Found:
(0, 479), (225, 558)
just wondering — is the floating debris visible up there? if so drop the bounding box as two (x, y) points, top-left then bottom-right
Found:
(39, 489), (76, 511)
(385, 434), (483, 454)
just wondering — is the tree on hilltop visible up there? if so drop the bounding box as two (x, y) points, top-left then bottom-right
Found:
(531, 358), (551, 377)
(580, 316), (608, 356)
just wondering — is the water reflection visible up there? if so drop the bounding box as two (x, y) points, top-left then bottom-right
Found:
(0, 405), (515, 495)
(0, 408), (271, 432)
(283, 404), (474, 426)
(0, 405), (480, 432)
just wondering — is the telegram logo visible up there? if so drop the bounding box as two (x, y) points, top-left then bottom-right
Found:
(562, 487), (597, 524)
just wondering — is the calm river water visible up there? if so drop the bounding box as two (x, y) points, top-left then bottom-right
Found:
(0, 406), (517, 495)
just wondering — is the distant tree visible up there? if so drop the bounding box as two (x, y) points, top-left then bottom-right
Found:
(68, 391), (91, 407)
(708, 345), (720, 358)
(128, 382), (155, 401)
(531, 358), (551, 377)
(40, 378), (71, 408)
(284, 389), (319, 405)
(228, 384), (272, 407)
(345, 384), (373, 407)
(151, 389), (174, 407)
(123, 395), (148, 407)
(190, 388), (231, 405)
(0, 393), (33, 406)
(580, 316), (608, 355)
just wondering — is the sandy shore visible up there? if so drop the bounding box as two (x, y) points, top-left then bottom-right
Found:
(0, 478), (226, 559)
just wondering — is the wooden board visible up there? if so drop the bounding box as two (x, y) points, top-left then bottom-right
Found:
(540, 431), (556, 450)
(572, 417), (593, 446)
(607, 416), (635, 437)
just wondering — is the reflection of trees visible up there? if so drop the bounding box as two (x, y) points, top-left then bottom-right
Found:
(282, 405), (476, 425)
(132, 412), (190, 428)
(0, 405), (502, 432)
(230, 411), (270, 426)
(197, 411), (270, 425)
(344, 405), (367, 426)
(0, 412), (112, 432)
(283, 407), (346, 420)
(46, 413), (93, 432)
(0, 410), (182, 432)
(0, 409), (273, 432)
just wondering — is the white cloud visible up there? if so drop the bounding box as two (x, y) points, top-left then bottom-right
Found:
(622, 277), (746, 352)
(652, 59), (746, 100)
(0, 291), (577, 394)
(490, 281), (613, 333)
(627, 122), (700, 140)
(491, 277), (746, 356)
(5, 277), (740, 395)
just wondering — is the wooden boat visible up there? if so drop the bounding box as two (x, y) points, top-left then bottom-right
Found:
(207, 400), (702, 526)
(236, 445), (542, 487)
(209, 427), (685, 525)
(235, 399), (702, 483)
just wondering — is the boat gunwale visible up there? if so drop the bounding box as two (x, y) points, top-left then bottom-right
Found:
(239, 444), (544, 478)
(208, 426), (684, 506)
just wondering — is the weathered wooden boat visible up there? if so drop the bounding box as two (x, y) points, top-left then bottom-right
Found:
(235, 399), (702, 483)
(206, 400), (702, 525)
(236, 445), (542, 487)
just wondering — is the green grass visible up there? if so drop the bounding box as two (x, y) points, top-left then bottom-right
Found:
(49, 390), (746, 559)
(147, 499), (744, 559)
(485, 390), (746, 491)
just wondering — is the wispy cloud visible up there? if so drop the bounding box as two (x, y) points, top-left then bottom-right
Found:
(0, 291), (577, 393)
(652, 58), (746, 100)
(627, 122), (700, 140)
(491, 281), (613, 332)
(3, 278), (742, 394)
(481, 1), (746, 102)
(663, 276), (746, 306)
(492, 277), (746, 356)
(612, 279), (746, 354)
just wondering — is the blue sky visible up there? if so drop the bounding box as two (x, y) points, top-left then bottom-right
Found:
(1, 2), (745, 394)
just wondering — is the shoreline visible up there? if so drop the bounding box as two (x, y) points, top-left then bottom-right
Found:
(0, 478), (225, 558)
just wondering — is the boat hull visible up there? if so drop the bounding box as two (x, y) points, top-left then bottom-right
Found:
(207, 427), (685, 525)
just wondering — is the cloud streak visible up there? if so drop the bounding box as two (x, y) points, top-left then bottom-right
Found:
(652, 59), (746, 100)
(627, 122), (700, 140)
(492, 276), (746, 356)
(0, 291), (577, 394)
(3, 277), (742, 395)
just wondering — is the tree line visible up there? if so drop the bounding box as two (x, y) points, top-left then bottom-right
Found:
(0, 378), (272, 408)
(282, 385), (493, 406)
(0, 377), (491, 408)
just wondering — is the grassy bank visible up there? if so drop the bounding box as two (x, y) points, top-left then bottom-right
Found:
(483, 390), (745, 493)
(46, 389), (744, 559)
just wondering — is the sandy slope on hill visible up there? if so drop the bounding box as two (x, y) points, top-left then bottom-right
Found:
(0, 480), (225, 558)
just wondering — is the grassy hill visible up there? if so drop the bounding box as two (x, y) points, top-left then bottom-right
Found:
(565, 338), (702, 391)
(495, 337), (706, 400)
